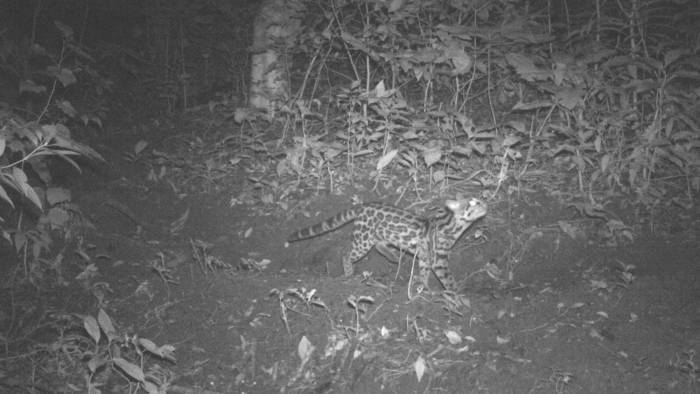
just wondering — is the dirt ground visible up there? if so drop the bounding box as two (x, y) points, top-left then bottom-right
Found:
(3, 116), (700, 394)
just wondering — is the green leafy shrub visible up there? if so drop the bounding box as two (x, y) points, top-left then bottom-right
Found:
(276, 0), (699, 212)
(0, 21), (105, 281)
(0, 309), (175, 393)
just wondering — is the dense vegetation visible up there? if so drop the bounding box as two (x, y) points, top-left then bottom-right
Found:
(0, 0), (697, 392)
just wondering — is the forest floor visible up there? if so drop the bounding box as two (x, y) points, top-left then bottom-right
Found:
(2, 111), (700, 394)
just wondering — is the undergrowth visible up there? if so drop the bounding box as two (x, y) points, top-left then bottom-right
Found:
(0, 0), (698, 392)
(256, 0), (700, 222)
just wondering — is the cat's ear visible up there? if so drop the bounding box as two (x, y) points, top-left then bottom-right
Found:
(445, 200), (461, 211)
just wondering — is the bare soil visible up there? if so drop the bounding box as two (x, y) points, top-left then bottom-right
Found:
(3, 118), (700, 394)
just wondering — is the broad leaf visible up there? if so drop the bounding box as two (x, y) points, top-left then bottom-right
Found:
(113, 357), (145, 382)
(376, 149), (398, 171)
(98, 309), (117, 340)
(83, 315), (101, 343)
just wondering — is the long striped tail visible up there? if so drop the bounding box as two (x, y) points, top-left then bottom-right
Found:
(287, 208), (358, 242)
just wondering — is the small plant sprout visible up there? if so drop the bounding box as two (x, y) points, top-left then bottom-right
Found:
(270, 288), (292, 334)
(615, 259), (636, 288)
(289, 287), (328, 311)
(435, 291), (471, 316)
(670, 349), (699, 383)
(150, 252), (179, 286)
(406, 315), (430, 344)
(190, 238), (231, 273)
(270, 287), (328, 334)
(346, 295), (375, 336)
(239, 257), (271, 271)
(82, 309), (175, 393)
(547, 368), (575, 394)
(360, 271), (389, 290)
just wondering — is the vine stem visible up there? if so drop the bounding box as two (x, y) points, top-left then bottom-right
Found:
(0, 141), (50, 171)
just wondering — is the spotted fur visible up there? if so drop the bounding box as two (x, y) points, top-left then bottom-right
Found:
(288, 198), (487, 291)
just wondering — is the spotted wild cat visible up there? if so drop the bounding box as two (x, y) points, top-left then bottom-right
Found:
(287, 198), (487, 291)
